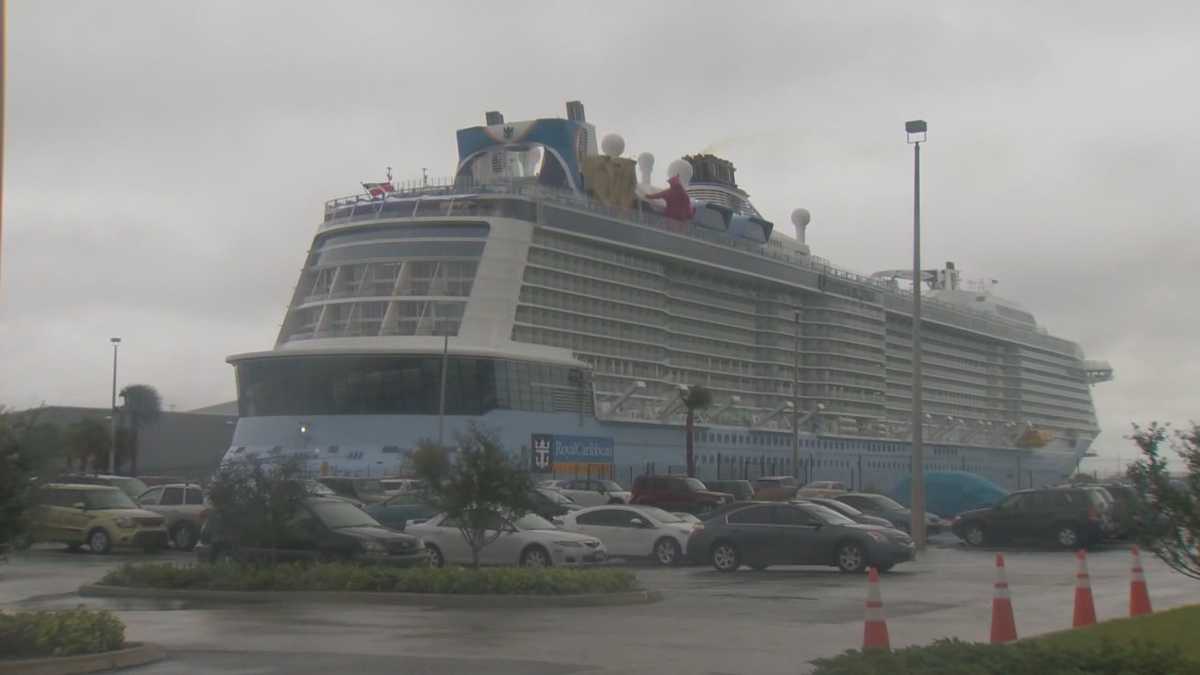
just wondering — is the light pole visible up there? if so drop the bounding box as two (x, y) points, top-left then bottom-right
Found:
(791, 309), (800, 479)
(437, 332), (449, 448)
(906, 119), (927, 550)
(108, 337), (121, 475)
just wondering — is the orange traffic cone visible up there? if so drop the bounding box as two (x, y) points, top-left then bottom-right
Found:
(863, 566), (890, 650)
(1072, 549), (1097, 627)
(1130, 545), (1153, 616)
(990, 553), (1018, 643)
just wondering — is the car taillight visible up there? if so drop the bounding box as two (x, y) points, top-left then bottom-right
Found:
(1087, 506), (1100, 521)
(690, 524), (704, 534)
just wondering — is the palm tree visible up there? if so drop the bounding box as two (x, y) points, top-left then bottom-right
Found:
(680, 385), (713, 478)
(118, 384), (163, 476)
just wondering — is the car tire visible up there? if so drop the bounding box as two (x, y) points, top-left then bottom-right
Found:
(653, 537), (682, 566)
(425, 544), (445, 568)
(171, 523), (198, 551)
(835, 541), (867, 573)
(963, 523), (987, 547)
(87, 528), (112, 555)
(710, 541), (740, 573)
(1056, 525), (1082, 549)
(520, 545), (552, 568)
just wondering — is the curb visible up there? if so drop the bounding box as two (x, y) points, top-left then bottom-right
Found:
(78, 583), (662, 608)
(0, 642), (165, 675)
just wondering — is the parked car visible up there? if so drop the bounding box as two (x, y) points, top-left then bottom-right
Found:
(547, 478), (631, 506)
(28, 484), (168, 554)
(195, 497), (427, 566)
(631, 475), (733, 514)
(703, 480), (755, 502)
(380, 479), (427, 496)
(753, 476), (800, 501)
(833, 493), (945, 534)
(57, 474), (150, 501)
(672, 512), (702, 525)
(137, 475), (188, 487)
(136, 483), (209, 551)
(407, 512), (606, 568)
(316, 477), (389, 504)
(301, 480), (363, 508)
(686, 501), (914, 573)
(952, 487), (1112, 548)
(529, 487), (582, 519)
(800, 497), (894, 529)
(365, 494), (439, 531)
(795, 481), (849, 498)
(559, 505), (696, 565)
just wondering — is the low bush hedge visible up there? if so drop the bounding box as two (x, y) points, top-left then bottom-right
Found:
(0, 608), (125, 659)
(810, 637), (1197, 675)
(100, 562), (640, 595)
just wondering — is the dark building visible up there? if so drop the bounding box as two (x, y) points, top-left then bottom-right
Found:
(28, 405), (236, 480)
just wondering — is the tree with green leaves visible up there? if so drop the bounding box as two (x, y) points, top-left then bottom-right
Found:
(118, 384), (163, 477)
(1, 408), (66, 550)
(1127, 422), (1200, 581)
(206, 456), (309, 564)
(680, 385), (713, 478)
(64, 418), (112, 472)
(412, 427), (534, 567)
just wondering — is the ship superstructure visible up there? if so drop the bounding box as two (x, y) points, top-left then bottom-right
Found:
(225, 101), (1112, 491)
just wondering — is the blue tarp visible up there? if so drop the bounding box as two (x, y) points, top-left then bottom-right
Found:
(889, 471), (1009, 517)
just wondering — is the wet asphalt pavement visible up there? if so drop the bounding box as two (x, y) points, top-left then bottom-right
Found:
(3, 537), (1199, 675)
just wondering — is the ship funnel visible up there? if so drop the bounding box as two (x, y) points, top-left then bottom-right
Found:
(791, 208), (811, 243)
(566, 100), (586, 122)
(485, 111), (504, 126)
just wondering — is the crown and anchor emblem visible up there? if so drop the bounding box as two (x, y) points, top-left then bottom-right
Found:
(532, 436), (552, 470)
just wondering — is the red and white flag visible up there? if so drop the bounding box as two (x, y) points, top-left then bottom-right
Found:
(362, 181), (394, 198)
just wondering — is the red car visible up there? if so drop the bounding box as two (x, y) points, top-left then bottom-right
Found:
(631, 475), (733, 515)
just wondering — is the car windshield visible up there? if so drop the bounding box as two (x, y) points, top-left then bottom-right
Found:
(538, 488), (574, 505)
(816, 499), (861, 516)
(685, 478), (706, 491)
(863, 495), (906, 510)
(512, 513), (558, 530)
(83, 489), (137, 510)
(310, 500), (379, 529)
(304, 481), (336, 496)
(113, 477), (149, 498)
(638, 506), (683, 523)
(598, 480), (623, 491)
(804, 504), (857, 525)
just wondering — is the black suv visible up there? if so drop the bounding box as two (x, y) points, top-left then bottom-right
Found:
(952, 487), (1111, 549)
(196, 497), (427, 566)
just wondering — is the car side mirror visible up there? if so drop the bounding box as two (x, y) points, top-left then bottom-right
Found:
(73, 502), (87, 511)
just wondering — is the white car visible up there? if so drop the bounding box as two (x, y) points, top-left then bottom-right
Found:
(406, 512), (606, 568)
(548, 479), (632, 506)
(558, 505), (696, 566)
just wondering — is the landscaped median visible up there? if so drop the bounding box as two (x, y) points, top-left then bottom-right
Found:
(0, 608), (163, 675)
(81, 562), (661, 608)
(810, 605), (1200, 675)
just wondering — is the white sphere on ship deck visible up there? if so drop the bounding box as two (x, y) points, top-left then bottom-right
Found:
(667, 159), (693, 186)
(601, 133), (626, 157)
(791, 208), (811, 229)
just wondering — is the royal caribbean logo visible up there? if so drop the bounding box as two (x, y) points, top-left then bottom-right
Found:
(531, 434), (554, 472)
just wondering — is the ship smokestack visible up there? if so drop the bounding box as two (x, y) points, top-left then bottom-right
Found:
(485, 111), (504, 126)
(566, 100), (586, 122)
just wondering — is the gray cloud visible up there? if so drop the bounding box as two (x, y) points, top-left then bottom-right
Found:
(4, 1), (1198, 469)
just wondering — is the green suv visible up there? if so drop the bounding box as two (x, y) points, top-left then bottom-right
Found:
(29, 484), (169, 554)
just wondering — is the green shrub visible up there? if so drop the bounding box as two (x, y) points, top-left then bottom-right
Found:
(810, 638), (1197, 675)
(100, 561), (640, 595)
(0, 608), (125, 659)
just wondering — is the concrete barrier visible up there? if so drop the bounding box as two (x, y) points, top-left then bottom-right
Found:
(0, 642), (165, 675)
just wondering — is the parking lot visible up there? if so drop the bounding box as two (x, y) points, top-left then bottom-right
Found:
(4, 538), (1200, 675)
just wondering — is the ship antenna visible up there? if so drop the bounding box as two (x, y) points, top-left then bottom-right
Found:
(386, 166), (393, 182)
(422, 167), (428, 186)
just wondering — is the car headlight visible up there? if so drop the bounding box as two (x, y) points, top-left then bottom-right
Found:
(865, 531), (887, 543)
(360, 541), (387, 554)
(553, 540), (583, 548)
(115, 516), (135, 528)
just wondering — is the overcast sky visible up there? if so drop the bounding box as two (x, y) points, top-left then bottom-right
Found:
(3, 1), (1197, 470)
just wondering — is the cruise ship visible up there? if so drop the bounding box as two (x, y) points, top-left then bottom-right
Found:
(223, 101), (1113, 493)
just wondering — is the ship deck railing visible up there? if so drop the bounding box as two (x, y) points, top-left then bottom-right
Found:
(321, 178), (1081, 356)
